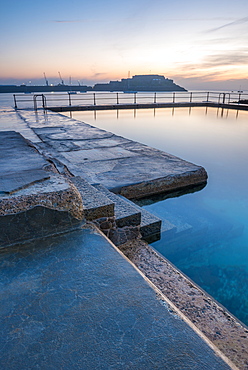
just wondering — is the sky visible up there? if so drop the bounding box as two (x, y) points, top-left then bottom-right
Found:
(1, 0), (248, 90)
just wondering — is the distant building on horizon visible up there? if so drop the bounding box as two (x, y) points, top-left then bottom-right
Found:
(93, 74), (187, 92)
(0, 74), (187, 93)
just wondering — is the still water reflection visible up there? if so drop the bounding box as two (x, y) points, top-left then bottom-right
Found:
(64, 107), (248, 326)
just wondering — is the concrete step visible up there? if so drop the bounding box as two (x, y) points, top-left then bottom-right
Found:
(160, 214), (191, 238)
(93, 184), (161, 239)
(71, 177), (114, 221)
(93, 184), (141, 228)
(161, 218), (177, 235)
(146, 204), (192, 238)
(118, 195), (162, 240)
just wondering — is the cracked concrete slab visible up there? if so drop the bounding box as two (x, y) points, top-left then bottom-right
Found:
(38, 124), (114, 141)
(0, 131), (49, 194)
(0, 169), (50, 195)
(0, 130), (84, 246)
(62, 146), (138, 162)
(18, 110), (207, 199)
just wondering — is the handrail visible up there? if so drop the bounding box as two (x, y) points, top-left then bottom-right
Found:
(12, 91), (248, 110)
(33, 94), (47, 110)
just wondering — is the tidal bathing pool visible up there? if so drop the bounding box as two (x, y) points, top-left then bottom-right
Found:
(64, 106), (248, 327)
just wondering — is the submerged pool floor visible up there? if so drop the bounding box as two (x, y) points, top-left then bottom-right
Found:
(66, 107), (248, 326)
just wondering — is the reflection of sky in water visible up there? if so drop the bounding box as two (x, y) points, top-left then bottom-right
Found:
(67, 107), (248, 325)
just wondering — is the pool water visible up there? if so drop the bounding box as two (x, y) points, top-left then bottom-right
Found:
(64, 107), (248, 326)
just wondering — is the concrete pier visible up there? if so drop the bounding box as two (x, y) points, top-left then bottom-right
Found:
(49, 101), (248, 112)
(0, 107), (247, 369)
(17, 109), (207, 198)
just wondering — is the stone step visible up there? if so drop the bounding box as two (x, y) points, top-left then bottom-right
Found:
(93, 184), (141, 228)
(117, 195), (162, 240)
(93, 183), (162, 239)
(71, 177), (114, 221)
(161, 218), (177, 235)
(145, 204), (192, 238)
(160, 212), (193, 237)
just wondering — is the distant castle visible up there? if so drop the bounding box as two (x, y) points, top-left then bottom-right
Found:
(93, 74), (187, 92)
(0, 74), (186, 93)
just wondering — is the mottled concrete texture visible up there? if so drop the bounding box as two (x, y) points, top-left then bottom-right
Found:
(0, 225), (231, 370)
(0, 131), (84, 247)
(119, 239), (248, 370)
(0, 206), (83, 248)
(0, 131), (83, 218)
(71, 176), (115, 220)
(0, 131), (49, 194)
(17, 110), (207, 198)
(0, 174), (83, 219)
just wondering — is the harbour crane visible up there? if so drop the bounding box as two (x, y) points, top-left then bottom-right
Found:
(58, 72), (64, 85)
(43, 72), (49, 86)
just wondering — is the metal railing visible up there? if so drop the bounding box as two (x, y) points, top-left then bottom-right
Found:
(13, 91), (248, 110)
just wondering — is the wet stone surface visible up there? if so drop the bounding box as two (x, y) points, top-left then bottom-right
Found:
(119, 239), (248, 370)
(0, 130), (84, 247)
(0, 131), (49, 194)
(0, 225), (231, 369)
(71, 176), (114, 220)
(0, 206), (83, 248)
(18, 110), (208, 198)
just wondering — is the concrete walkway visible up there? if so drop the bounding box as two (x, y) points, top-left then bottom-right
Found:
(0, 108), (40, 143)
(0, 131), (49, 194)
(17, 109), (207, 199)
(0, 225), (231, 369)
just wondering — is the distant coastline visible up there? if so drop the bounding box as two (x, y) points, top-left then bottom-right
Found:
(0, 74), (187, 94)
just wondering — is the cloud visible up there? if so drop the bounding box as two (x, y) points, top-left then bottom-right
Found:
(166, 17), (234, 22)
(93, 72), (106, 77)
(91, 72), (108, 79)
(207, 51), (248, 67)
(166, 49), (248, 82)
(174, 49), (248, 71)
(206, 16), (248, 33)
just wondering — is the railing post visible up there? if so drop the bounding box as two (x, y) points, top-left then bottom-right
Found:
(173, 92), (175, 103)
(206, 92), (209, 102)
(116, 93), (119, 104)
(238, 93), (241, 105)
(189, 92), (192, 103)
(222, 93), (226, 104)
(218, 93), (221, 104)
(134, 93), (137, 104)
(154, 92), (156, 104)
(42, 94), (47, 109)
(68, 93), (72, 106)
(33, 95), (37, 110)
(93, 93), (96, 105)
(13, 94), (17, 109)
